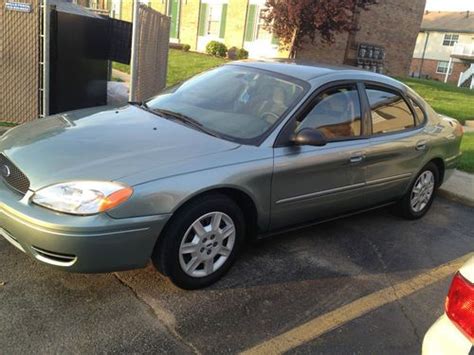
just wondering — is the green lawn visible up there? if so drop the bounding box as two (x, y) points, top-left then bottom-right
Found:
(0, 121), (17, 127)
(399, 77), (474, 125)
(113, 49), (227, 87)
(459, 133), (474, 173)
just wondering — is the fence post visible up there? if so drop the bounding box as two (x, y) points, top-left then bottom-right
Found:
(129, 0), (139, 101)
(42, 0), (51, 117)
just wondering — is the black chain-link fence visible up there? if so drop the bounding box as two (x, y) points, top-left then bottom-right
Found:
(0, 0), (42, 124)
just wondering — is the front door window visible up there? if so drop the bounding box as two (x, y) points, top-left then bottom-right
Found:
(297, 85), (362, 140)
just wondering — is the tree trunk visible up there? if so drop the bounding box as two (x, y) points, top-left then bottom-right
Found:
(289, 28), (298, 59)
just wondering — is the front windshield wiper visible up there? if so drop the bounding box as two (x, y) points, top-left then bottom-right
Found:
(129, 102), (222, 139)
(152, 108), (222, 139)
(129, 101), (149, 109)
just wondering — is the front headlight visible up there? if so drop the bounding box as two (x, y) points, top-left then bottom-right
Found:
(32, 181), (133, 215)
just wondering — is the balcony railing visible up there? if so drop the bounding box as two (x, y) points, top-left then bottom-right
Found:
(457, 63), (474, 89)
(451, 43), (474, 59)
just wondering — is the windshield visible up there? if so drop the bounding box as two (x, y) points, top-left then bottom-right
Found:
(145, 65), (307, 142)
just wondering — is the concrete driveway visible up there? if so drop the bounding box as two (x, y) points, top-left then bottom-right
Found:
(1, 198), (472, 354)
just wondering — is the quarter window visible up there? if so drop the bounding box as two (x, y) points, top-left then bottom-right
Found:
(407, 97), (426, 126)
(442, 33), (459, 46)
(366, 86), (415, 134)
(297, 85), (362, 139)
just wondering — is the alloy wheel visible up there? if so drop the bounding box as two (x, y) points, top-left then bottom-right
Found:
(179, 211), (236, 278)
(410, 170), (435, 213)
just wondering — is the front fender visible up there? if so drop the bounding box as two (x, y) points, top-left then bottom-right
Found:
(107, 151), (274, 232)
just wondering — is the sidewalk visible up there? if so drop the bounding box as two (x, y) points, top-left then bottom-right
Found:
(439, 170), (474, 207)
(112, 69), (130, 86)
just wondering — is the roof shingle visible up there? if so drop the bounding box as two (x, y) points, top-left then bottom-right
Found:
(421, 11), (474, 33)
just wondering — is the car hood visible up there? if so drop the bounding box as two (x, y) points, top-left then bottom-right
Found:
(0, 106), (240, 190)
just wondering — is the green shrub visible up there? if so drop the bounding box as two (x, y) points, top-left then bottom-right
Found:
(206, 41), (227, 57)
(227, 46), (238, 60)
(182, 44), (191, 52)
(237, 48), (249, 59)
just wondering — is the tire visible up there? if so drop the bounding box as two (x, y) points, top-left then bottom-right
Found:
(152, 194), (245, 290)
(395, 162), (439, 220)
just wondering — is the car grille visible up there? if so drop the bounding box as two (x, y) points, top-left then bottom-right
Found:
(0, 154), (30, 195)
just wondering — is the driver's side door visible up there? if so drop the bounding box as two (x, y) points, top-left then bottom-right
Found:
(270, 83), (371, 230)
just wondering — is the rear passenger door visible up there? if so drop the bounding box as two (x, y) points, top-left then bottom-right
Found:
(362, 84), (427, 204)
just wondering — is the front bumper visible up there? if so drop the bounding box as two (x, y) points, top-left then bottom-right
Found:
(0, 180), (171, 272)
(422, 314), (473, 355)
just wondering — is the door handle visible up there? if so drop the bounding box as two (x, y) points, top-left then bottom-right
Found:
(349, 152), (366, 164)
(416, 140), (427, 151)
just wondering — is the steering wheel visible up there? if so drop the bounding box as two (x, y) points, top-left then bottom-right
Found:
(261, 111), (279, 124)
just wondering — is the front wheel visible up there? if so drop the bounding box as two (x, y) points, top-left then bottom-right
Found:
(396, 162), (439, 219)
(152, 194), (245, 289)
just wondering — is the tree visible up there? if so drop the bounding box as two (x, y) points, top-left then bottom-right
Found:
(263, 0), (377, 58)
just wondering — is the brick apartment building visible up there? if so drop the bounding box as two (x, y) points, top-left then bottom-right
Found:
(80, 0), (426, 77)
(410, 11), (474, 86)
(297, 0), (426, 77)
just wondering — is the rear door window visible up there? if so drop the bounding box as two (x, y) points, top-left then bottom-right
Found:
(366, 86), (416, 134)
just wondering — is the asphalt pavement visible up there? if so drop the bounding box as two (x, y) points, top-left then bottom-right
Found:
(1, 197), (473, 354)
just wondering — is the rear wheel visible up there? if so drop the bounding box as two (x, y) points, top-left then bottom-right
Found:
(152, 194), (245, 289)
(396, 162), (439, 219)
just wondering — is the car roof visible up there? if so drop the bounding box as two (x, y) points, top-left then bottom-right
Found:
(230, 59), (363, 80)
(230, 59), (393, 83)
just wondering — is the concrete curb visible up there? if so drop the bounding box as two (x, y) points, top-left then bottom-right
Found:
(0, 127), (10, 136)
(439, 170), (474, 208)
(464, 125), (474, 133)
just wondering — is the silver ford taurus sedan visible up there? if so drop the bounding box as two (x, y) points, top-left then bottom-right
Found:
(0, 61), (463, 289)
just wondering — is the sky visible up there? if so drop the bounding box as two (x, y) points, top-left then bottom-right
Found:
(425, 0), (474, 11)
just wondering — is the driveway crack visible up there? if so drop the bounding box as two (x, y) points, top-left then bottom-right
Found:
(364, 237), (422, 345)
(114, 273), (201, 354)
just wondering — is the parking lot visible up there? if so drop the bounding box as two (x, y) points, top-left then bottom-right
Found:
(1, 197), (472, 354)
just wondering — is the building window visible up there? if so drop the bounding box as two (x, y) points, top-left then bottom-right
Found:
(255, 8), (272, 41)
(111, 0), (121, 18)
(207, 5), (222, 36)
(436, 61), (453, 75)
(442, 33), (459, 46)
(198, 3), (228, 39)
(168, 0), (180, 39)
(245, 4), (277, 44)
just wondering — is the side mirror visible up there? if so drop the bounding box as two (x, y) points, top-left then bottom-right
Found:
(293, 128), (327, 147)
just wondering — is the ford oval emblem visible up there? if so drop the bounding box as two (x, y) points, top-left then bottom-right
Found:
(1, 164), (11, 178)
